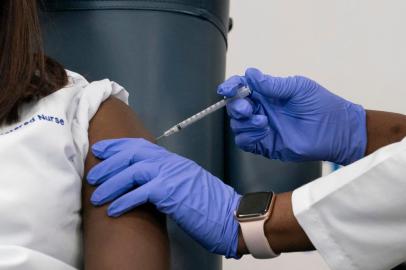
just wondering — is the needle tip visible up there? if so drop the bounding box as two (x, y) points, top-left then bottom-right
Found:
(156, 134), (165, 141)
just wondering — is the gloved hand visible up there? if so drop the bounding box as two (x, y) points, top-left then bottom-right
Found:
(87, 138), (242, 259)
(218, 68), (367, 165)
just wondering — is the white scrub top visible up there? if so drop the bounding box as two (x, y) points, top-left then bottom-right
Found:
(0, 71), (128, 269)
(293, 137), (406, 270)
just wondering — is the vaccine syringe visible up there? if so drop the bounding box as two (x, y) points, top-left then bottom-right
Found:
(156, 86), (251, 141)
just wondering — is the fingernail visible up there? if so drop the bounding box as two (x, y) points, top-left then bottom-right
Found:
(87, 178), (96, 186)
(90, 193), (102, 206)
(217, 86), (225, 95)
(92, 141), (108, 153)
(107, 206), (119, 217)
(86, 171), (98, 185)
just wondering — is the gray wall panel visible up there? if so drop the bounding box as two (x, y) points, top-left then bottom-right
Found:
(226, 133), (321, 194)
(40, 4), (227, 269)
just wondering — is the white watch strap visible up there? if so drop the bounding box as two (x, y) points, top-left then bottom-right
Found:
(239, 217), (279, 259)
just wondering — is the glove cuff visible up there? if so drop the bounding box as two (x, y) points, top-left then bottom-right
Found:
(340, 103), (367, 165)
(224, 193), (242, 259)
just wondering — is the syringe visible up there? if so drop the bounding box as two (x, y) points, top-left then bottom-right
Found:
(156, 86), (251, 141)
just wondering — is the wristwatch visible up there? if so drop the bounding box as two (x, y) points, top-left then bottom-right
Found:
(235, 191), (279, 259)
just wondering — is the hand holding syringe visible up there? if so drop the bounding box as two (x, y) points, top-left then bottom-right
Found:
(156, 86), (251, 140)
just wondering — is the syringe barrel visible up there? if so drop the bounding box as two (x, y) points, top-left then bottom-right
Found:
(178, 99), (227, 129)
(157, 86), (251, 140)
(177, 86), (251, 129)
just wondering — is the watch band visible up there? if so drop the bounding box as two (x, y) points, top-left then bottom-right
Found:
(239, 215), (279, 259)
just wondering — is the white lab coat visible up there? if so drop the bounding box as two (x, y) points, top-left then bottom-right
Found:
(292, 137), (406, 270)
(0, 71), (128, 269)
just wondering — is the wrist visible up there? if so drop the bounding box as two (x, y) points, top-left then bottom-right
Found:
(236, 192), (277, 258)
(338, 103), (367, 165)
(237, 225), (249, 256)
(237, 192), (314, 256)
(264, 192), (314, 253)
(365, 110), (406, 154)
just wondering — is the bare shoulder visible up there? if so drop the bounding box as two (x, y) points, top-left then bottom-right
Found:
(87, 97), (154, 142)
(82, 97), (169, 270)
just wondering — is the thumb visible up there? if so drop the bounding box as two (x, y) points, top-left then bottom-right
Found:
(245, 68), (298, 100)
(217, 75), (247, 98)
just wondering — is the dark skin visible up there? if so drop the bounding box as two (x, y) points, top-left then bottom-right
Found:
(238, 110), (406, 255)
(82, 97), (170, 269)
(365, 110), (406, 155)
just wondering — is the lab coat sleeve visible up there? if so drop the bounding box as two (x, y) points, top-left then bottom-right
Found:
(292, 137), (406, 270)
(65, 70), (129, 176)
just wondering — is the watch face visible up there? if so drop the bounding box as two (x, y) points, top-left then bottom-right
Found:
(236, 192), (273, 219)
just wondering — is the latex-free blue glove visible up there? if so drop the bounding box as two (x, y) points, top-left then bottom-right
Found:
(218, 68), (367, 165)
(87, 138), (242, 259)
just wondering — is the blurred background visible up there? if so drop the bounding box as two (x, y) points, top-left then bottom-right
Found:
(224, 0), (406, 269)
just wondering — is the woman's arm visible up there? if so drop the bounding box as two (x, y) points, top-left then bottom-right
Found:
(82, 97), (170, 269)
(365, 110), (406, 155)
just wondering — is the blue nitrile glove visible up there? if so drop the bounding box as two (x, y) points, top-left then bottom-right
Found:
(87, 138), (242, 259)
(218, 68), (367, 165)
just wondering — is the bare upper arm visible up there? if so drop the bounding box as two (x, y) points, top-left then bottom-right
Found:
(82, 97), (170, 270)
